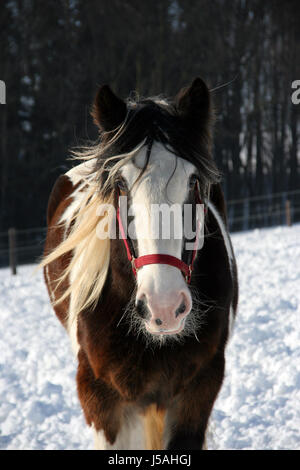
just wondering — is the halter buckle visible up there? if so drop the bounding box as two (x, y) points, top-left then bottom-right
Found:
(131, 257), (137, 275)
(186, 265), (193, 283)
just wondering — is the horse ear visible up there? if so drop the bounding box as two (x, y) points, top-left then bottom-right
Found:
(91, 85), (127, 131)
(175, 77), (212, 127)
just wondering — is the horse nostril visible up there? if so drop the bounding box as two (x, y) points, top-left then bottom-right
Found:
(155, 318), (163, 326)
(136, 299), (148, 319)
(175, 301), (186, 317)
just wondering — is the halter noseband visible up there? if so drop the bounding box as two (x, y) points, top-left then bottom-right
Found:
(116, 183), (205, 284)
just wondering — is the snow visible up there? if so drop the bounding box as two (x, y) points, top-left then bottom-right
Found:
(0, 225), (299, 450)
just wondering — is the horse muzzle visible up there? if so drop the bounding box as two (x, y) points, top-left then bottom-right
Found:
(135, 288), (192, 335)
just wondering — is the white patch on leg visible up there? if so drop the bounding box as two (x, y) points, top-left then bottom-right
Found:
(92, 412), (145, 450)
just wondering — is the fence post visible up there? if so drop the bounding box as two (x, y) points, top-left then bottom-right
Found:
(8, 228), (17, 275)
(285, 200), (292, 227)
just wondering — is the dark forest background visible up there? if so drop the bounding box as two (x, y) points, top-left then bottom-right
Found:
(0, 0), (299, 237)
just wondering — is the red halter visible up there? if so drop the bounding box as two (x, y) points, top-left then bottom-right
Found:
(116, 185), (205, 284)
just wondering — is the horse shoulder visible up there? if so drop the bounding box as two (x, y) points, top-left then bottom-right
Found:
(44, 173), (79, 326)
(46, 174), (76, 227)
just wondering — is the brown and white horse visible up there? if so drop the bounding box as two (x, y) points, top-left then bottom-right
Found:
(42, 77), (238, 450)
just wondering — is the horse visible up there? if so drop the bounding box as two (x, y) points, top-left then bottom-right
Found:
(42, 77), (238, 450)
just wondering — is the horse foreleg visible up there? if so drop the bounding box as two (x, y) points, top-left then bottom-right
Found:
(92, 410), (145, 450)
(76, 349), (145, 450)
(164, 352), (225, 450)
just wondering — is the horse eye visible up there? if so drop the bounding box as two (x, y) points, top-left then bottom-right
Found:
(117, 179), (128, 192)
(189, 174), (198, 189)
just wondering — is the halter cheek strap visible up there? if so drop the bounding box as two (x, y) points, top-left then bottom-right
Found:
(116, 185), (205, 284)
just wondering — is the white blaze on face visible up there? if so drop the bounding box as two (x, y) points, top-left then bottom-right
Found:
(121, 142), (197, 335)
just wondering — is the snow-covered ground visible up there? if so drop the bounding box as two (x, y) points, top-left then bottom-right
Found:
(0, 225), (299, 450)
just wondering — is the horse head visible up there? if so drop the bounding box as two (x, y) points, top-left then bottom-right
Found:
(91, 78), (219, 341)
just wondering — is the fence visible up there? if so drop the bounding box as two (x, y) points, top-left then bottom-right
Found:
(227, 188), (300, 232)
(1, 189), (299, 273)
(0, 226), (47, 272)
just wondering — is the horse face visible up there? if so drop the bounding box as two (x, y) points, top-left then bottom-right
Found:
(120, 141), (199, 337)
(90, 78), (215, 341)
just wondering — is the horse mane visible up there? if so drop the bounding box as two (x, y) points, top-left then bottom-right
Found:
(41, 95), (220, 322)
